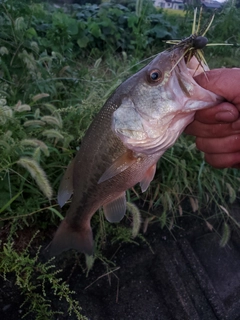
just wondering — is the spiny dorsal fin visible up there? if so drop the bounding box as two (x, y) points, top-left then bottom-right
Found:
(103, 192), (126, 223)
(140, 164), (157, 193)
(98, 150), (139, 184)
(57, 158), (75, 208)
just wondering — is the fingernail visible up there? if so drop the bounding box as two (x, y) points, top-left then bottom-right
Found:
(215, 111), (236, 122)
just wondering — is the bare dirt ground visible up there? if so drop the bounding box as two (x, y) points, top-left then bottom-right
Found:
(1, 204), (240, 320)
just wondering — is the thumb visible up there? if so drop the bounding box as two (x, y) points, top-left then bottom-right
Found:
(194, 68), (240, 109)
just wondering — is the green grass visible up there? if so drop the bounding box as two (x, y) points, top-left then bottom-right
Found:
(163, 8), (186, 17)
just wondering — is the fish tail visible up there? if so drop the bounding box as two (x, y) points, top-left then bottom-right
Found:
(48, 219), (94, 256)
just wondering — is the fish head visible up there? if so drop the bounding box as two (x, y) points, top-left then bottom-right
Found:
(112, 44), (222, 155)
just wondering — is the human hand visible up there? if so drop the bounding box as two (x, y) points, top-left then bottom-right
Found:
(185, 68), (240, 168)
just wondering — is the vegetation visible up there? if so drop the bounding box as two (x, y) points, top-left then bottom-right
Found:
(1, 233), (87, 319)
(0, 0), (240, 318)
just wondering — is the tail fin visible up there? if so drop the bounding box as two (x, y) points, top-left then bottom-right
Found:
(48, 219), (94, 257)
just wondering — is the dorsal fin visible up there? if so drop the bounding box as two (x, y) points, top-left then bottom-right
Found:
(103, 192), (126, 223)
(57, 158), (75, 208)
(98, 150), (139, 184)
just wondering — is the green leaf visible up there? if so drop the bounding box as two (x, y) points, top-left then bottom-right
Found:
(77, 36), (89, 48)
(0, 191), (22, 214)
(48, 207), (64, 220)
(67, 20), (78, 35)
(89, 22), (101, 38)
(26, 27), (37, 39)
(128, 15), (138, 28)
(220, 222), (231, 247)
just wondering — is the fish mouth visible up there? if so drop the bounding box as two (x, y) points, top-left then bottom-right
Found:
(171, 47), (209, 99)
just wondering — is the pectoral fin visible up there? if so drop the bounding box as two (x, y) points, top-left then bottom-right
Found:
(57, 158), (75, 208)
(98, 150), (138, 184)
(140, 164), (156, 193)
(103, 192), (126, 223)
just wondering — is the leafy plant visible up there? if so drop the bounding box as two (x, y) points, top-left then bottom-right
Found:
(0, 90), (76, 231)
(0, 232), (87, 319)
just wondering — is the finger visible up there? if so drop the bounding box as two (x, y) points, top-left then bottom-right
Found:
(196, 134), (240, 153)
(185, 121), (240, 138)
(195, 68), (240, 108)
(204, 152), (240, 169)
(193, 102), (239, 124)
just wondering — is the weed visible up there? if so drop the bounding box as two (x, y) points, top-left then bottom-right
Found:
(0, 232), (87, 319)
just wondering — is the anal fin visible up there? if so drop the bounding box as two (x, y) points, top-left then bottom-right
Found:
(57, 158), (75, 208)
(140, 164), (156, 193)
(103, 192), (126, 223)
(98, 150), (139, 184)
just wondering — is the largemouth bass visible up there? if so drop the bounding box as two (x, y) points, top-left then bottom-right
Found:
(49, 36), (222, 256)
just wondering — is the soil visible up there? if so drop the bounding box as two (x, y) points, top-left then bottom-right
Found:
(1, 205), (240, 320)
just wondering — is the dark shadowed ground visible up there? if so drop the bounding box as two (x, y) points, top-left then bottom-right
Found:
(1, 204), (240, 320)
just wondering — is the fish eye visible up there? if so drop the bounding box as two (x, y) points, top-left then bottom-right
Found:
(148, 69), (163, 83)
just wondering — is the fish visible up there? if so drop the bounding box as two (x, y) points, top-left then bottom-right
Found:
(49, 35), (223, 257)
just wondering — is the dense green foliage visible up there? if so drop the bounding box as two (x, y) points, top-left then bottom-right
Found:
(1, 0), (240, 318)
